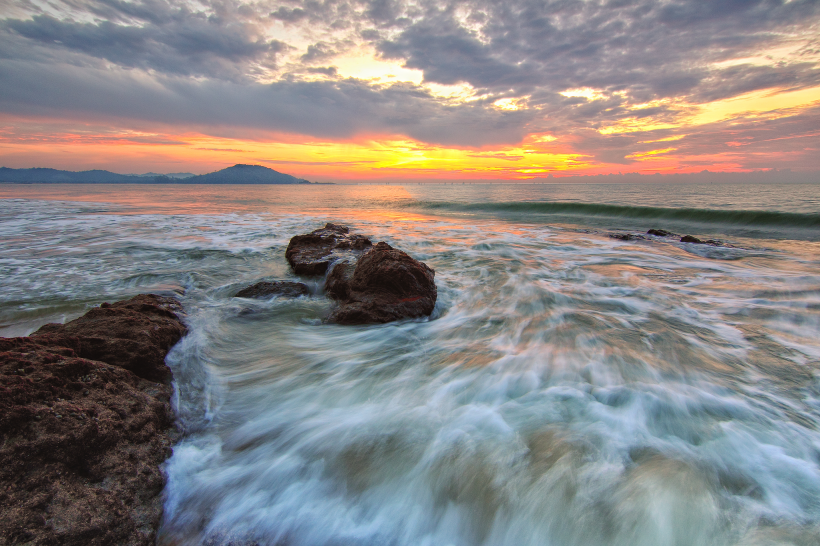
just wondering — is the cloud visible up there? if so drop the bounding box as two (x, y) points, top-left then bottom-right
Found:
(306, 66), (338, 76)
(0, 0), (818, 164)
(3, 3), (286, 80)
(270, 6), (308, 23)
(0, 59), (535, 147)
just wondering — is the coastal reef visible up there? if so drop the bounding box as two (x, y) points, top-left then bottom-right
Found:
(283, 223), (437, 324)
(0, 294), (186, 546)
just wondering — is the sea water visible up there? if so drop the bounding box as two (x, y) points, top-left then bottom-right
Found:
(1, 182), (820, 545)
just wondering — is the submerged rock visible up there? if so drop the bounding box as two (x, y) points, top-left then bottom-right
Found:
(0, 294), (186, 546)
(609, 233), (643, 241)
(235, 280), (309, 299)
(647, 228), (675, 237)
(328, 242), (437, 324)
(286, 223), (372, 276)
(680, 235), (721, 245)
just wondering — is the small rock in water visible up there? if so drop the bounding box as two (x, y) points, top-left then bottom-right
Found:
(328, 241), (437, 324)
(286, 223), (372, 275)
(681, 235), (721, 245)
(287, 225), (436, 324)
(647, 228), (675, 237)
(235, 281), (310, 299)
(609, 233), (638, 241)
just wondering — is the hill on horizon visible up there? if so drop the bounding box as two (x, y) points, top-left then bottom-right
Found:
(185, 164), (310, 184)
(0, 164), (312, 184)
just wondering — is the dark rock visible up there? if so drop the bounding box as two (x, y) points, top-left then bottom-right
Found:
(0, 294), (186, 546)
(609, 233), (640, 241)
(325, 262), (355, 300)
(328, 242), (437, 324)
(680, 235), (721, 245)
(29, 294), (187, 383)
(647, 229), (675, 237)
(235, 281), (309, 299)
(286, 223), (372, 276)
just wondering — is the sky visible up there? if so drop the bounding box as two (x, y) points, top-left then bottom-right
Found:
(0, 0), (819, 181)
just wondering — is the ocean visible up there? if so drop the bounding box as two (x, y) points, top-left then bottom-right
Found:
(2, 182), (820, 545)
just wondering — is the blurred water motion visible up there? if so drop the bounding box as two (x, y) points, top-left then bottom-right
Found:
(1, 184), (819, 545)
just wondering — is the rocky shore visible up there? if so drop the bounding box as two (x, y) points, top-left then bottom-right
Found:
(0, 294), (187, 545)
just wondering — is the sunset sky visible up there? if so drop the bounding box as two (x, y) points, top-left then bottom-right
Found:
(1, 0), (819, 181)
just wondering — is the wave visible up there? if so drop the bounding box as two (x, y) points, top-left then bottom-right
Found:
(406, 200), (820, 228)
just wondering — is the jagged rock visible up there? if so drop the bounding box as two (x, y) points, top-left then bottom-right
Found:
(647, 229), (675, 237)
(286, 223), (372, 276)
(235, 281), (309, 299)
(0, 294), (186, 546)
(328, 242), (437, 324)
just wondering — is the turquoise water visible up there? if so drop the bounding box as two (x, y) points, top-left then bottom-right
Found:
(1, 183), (820, 545)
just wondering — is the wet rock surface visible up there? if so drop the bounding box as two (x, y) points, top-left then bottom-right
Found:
(287, 225), (437, 324)
(680, 234), (721, 245)
(609, 233), (644, 241)
(0, 294), (186, 546)
(647, 228), (675, 237)
(286, 223), (372, 276)
(327, 242), (437, 324)
(29, 295), (187, 383)
(235, 281), (310, 299)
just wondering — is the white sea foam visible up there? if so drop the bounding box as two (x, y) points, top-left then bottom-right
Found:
(1, 189), (819, 545)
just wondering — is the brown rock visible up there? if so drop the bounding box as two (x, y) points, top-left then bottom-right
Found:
(235, 281), (310, 299)
(285, 223), (372, 276)
(328, 242), (437, 324)
(325, 262), (354, 300)
(0, 294), (186, 546)
(28, 294), (187, 383)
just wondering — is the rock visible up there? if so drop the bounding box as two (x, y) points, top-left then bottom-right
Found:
(609, 233), (641, 241)
(235, 281), (309, 299)
(286, 223), (372, 276)
(328, 242), (437, 324)
(647, 229), (675, 237)
(680, 235), (721, 245)
(325, 262), (355, 300)
(0, 294), (186, 546)
(29, 294), (187, 383)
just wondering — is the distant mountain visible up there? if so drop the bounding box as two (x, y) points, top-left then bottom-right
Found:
(0, 167), (149, 183)
(132, 172), (195, 179)
(0, 165), (313, 184)
(183, 164), (310, 184)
